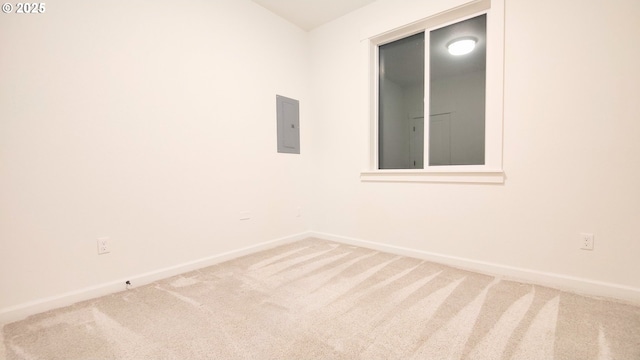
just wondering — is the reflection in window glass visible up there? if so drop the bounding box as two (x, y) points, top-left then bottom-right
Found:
(378, 32), (425, 169)
(429, 14), (486, 166)
(377, 15), (487, 170)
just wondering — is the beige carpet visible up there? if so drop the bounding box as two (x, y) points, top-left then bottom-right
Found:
(2, 238), (640, 359)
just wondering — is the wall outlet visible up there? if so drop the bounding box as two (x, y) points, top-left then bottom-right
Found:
(580, 233), (594, 251)
(296, 207), (302, 218)
(97, 237), (110, 255)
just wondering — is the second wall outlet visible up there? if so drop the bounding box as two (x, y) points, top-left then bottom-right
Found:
(240, 211), (251, 221)
(97, 237), (110, 255)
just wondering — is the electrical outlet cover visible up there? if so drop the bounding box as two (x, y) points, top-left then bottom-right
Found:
(97, 237), (110, 254)
(580, 233), (594, 251)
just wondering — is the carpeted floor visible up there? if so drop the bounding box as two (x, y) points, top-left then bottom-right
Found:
(2, 238), (640, 359)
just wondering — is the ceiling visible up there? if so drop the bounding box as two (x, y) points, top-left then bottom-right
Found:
(251, 0), (378, 31)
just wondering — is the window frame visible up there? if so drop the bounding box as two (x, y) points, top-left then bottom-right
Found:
(361, 0), (505, 184)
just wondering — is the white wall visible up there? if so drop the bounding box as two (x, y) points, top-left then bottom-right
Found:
(0, 0), (310, 314)
(308, 0), (640, 295)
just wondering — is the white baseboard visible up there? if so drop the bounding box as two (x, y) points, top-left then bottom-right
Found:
(310, 232), (640, 305)
(0, 232), (312, 325)
(3, 231), (638, 325)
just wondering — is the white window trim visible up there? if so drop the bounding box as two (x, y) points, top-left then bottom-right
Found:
(361, 0), (505, 184)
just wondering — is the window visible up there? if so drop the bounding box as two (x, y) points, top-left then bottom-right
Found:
(362, 0), (504, 184)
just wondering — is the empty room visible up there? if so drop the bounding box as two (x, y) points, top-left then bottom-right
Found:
(1, 0), (639, 359)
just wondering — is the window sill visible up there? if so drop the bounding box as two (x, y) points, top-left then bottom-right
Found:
(360, 169), (505, 184)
